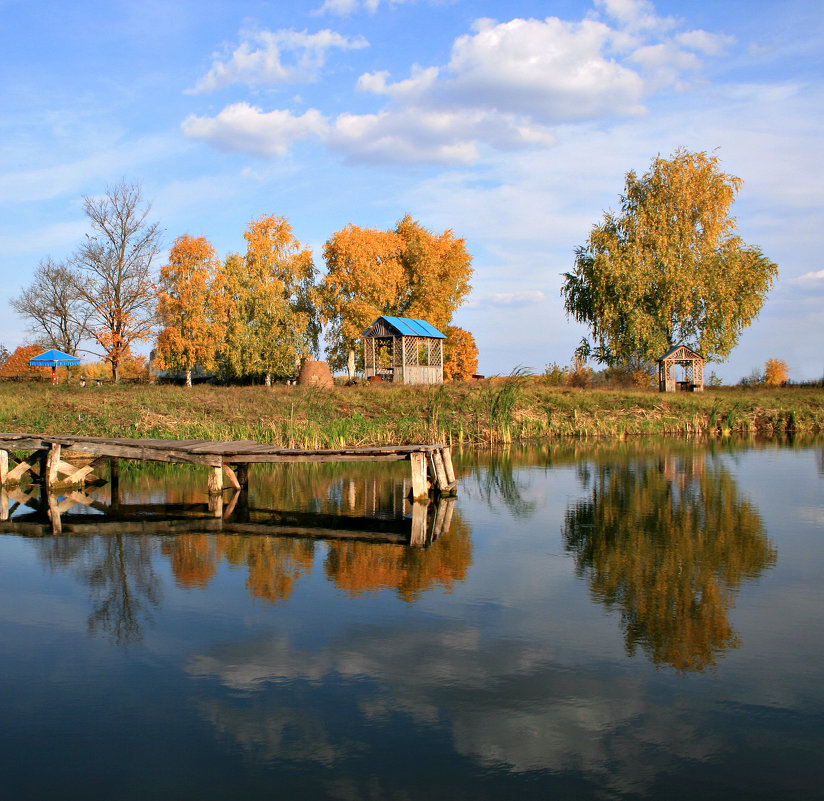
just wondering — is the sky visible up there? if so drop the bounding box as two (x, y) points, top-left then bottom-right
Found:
(1, 0), (822, 382)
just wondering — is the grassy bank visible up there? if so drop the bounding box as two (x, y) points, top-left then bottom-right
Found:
(0, 380), (822, 446)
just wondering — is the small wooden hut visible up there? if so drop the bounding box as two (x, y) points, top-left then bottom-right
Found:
(658, 344), (704, 392)
(362, 316), (445, 385)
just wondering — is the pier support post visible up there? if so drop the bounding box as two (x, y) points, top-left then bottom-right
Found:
(441, 447), (456, 486)
(46, 444), (61, 489)
(0, 450), (7, 487)
(208, 464), (224, 494)
(410, 452), (429, 500)
(428, 450), (449, 493)
(233, 463), (249, 490)
(1, 488), (8, 521)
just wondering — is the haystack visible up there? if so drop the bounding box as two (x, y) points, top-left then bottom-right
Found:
(297, 360), (334, 388)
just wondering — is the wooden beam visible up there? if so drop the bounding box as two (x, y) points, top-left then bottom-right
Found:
(222, 463), (242, 491)
(441, 447), (456, 486)
(429, 449), (450, 493)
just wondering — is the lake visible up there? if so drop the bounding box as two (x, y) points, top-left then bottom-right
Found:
(1, 438), (822, 800)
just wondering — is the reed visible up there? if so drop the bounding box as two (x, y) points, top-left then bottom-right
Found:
(0, 381), (821, 446)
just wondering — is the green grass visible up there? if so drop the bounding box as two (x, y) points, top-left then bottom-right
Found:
(0, 380), (822, 446)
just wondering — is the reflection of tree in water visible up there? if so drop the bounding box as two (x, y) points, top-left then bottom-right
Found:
(219, 535), (315, 605)
(469, 449), (536, 518)
(39, 534), (160, 646)
(161, 534), (315, 605)
(325, 517), (472, 602)
(563, 454), (776, 671)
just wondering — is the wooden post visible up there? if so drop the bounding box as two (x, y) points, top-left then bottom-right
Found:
(0, 450), (7, 487)
(429, 450), (449, 493)
(0, 488), (8, 521)
(410, 452), (429, 500)
(441, 447), (456, 486)
(208, 464), (223, 494)
(46, 444), (61, 489)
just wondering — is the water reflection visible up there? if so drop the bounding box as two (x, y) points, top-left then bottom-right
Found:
(38, 533), (160, 646)
(563, 451), (776, 671)
(1, 464), (471, 638)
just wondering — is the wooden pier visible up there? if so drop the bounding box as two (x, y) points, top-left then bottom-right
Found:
(0, 433), (457, 500)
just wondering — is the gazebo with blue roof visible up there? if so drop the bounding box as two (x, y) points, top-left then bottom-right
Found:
(362, 316), (446, 385)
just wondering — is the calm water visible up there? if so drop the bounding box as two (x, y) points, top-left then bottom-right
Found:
(1, 439), (823, 800)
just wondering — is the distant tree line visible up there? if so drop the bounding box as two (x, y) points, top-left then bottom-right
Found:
(10, 181), (478, 384)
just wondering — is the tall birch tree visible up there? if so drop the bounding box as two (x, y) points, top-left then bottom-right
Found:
(221, 215), (318, 384)
(561, 149), (777, 365)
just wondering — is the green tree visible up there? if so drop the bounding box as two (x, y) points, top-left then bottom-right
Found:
(221, 215), (318, 384)
(562, 149), (777, 365)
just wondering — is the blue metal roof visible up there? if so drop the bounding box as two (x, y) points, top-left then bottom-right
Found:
(29, 349), (81, 366)
(362, 316), (446, 339)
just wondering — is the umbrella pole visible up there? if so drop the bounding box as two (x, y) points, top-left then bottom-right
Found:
(52, 366), (57, 385)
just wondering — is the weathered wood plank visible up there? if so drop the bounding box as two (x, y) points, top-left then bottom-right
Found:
(410, 451), (429, 500)
(0, 450), (7, 486)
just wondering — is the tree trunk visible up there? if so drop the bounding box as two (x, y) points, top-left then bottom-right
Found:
(112, 360), (119, 384)
(185, 368), (192, 388)
(265, 372), (271, 387)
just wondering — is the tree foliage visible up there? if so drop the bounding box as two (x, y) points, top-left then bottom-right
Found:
(764, 358), (788, 387)
(562, 149), (777, 365)
(11, 258), (91, 355)
(221, 215), (318, 383)
(73, 181), (162, 382)
(155, 234), (226, 386)
(443, 325), (478, 380)
(320, 215), (472, 371)
(0, 344), (52, 379)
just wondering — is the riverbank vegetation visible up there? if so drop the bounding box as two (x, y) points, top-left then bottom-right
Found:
(1, 380), (821, 446)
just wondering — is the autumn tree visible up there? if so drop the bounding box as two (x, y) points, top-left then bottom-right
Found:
(11, 258), (92, 355)
(320, 215), (472, 372)
(0, 344), (52, 380)
(73, 181), (162, 382)
(443, 325), (478, 380)
(562, 149), (778, 366)
(155, 234), (226, 387)
(221, 215), (318, 384)
(764, 358), (788, 386)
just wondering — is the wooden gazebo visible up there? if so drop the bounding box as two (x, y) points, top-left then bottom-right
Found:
(362, 316), (445, 385)
(658, 344), (704, 392)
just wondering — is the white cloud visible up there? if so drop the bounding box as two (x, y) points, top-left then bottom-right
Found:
(314, 0), (407, 15)
(182, 3), (734, 165)
(468, 291), (547, 309)
(795, 269), (824, 282)
(182, 103), (328, 157)
(189, 28), (368, 93)
(444, 17), (646, 123)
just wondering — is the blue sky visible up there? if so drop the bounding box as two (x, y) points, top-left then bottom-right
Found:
(1, 0), (822, 381)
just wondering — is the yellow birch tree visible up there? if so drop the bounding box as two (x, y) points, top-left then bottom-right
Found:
(221, 215), (318, 384)
(562, 149), (777, 366)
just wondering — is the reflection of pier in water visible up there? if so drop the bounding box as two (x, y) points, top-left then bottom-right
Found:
(0, 483), (455, 548)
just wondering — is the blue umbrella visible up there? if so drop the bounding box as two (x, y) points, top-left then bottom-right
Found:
(29, 349), (81, 384)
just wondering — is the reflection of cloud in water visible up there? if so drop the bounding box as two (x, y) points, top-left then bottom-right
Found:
(185, 622), (721, 794)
